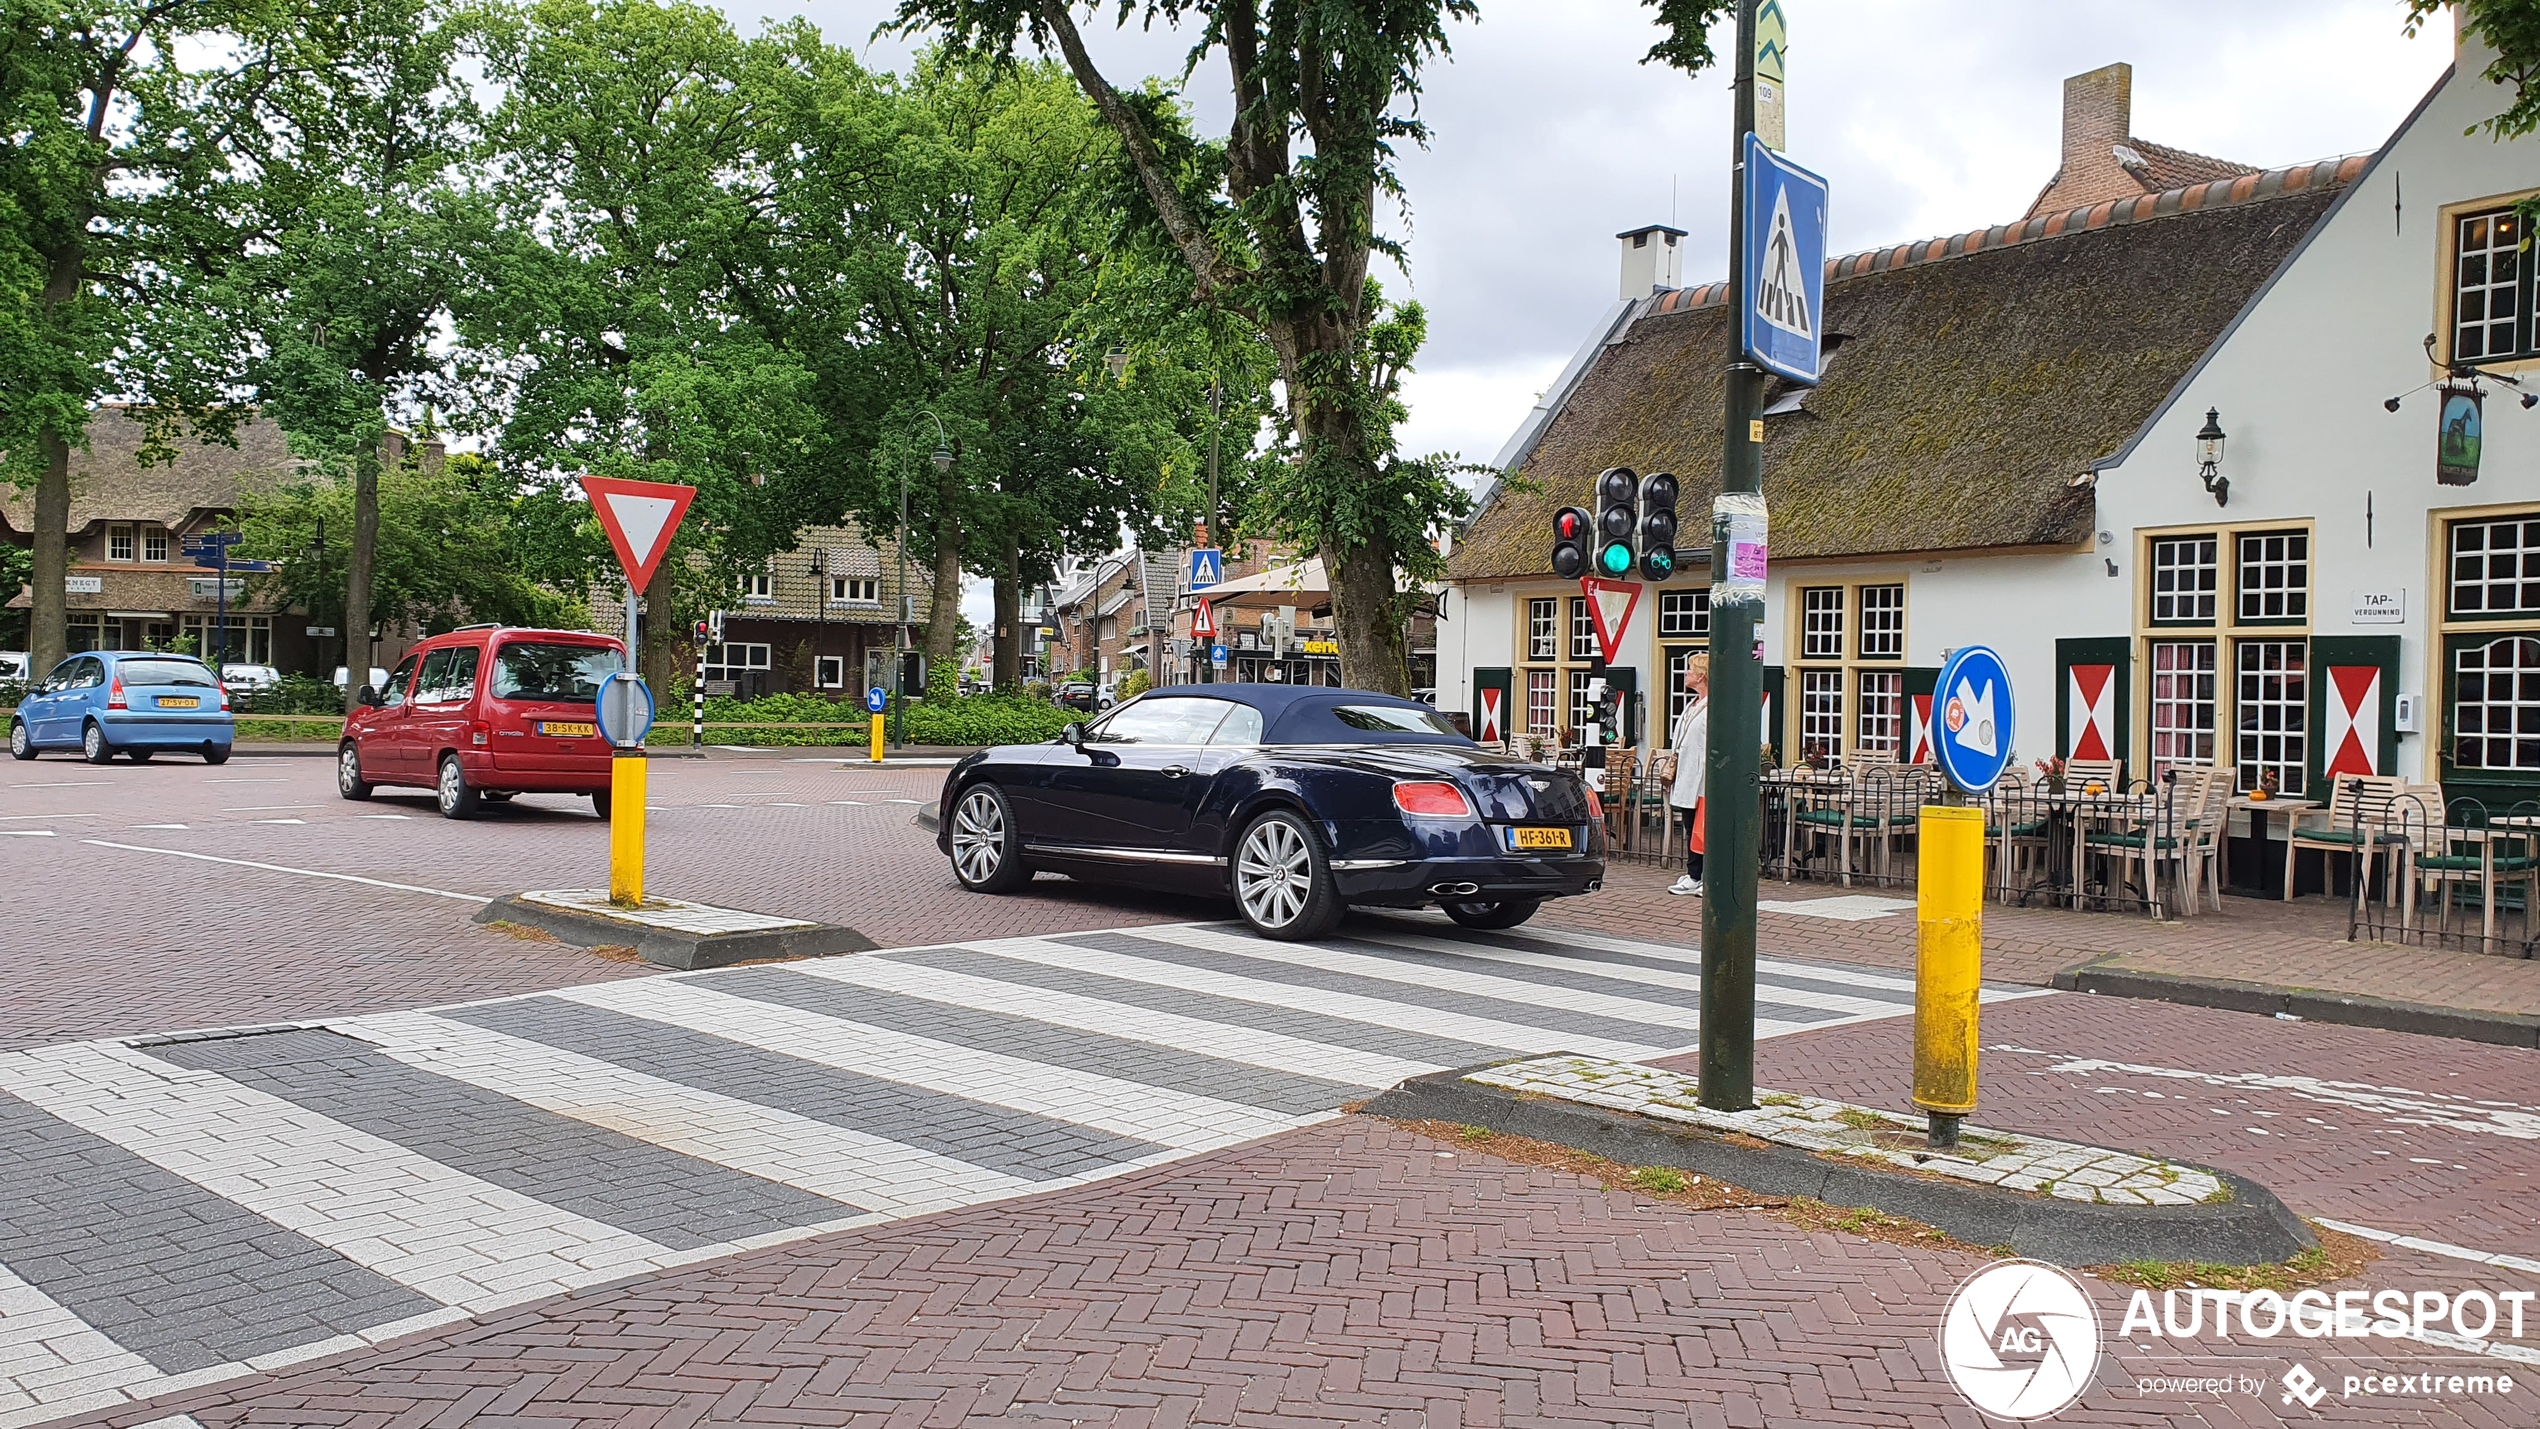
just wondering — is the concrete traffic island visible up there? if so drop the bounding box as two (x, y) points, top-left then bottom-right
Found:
(479, 888), (875, 971)
(1367, 1054), (2314, 1267)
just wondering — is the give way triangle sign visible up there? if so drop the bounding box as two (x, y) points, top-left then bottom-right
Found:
(581, 475), (697, 593)
(1579, 577), (1642, 664)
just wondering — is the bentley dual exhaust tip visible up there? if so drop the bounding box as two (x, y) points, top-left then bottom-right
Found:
(1428, 881), (1482, 897)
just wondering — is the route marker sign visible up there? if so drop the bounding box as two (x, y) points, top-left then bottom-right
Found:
(1931, 644), (2015, 793)
(581, 476), (697, 591)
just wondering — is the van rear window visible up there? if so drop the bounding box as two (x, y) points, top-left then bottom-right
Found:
(492, 643), (624, 702)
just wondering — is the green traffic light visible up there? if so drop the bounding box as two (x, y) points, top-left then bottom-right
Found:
(1599, 541), (1633, 575)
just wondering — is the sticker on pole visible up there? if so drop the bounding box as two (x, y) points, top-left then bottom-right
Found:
(580, 476), (697, 592)
(1578, 578), (1642, 665)
(595, 673), (655, 750)
(1739, 135), (1829, 386)
(1931, 644), (2015, 793)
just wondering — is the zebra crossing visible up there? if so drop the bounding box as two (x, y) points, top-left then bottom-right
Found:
(0, 916), (2036, 1426)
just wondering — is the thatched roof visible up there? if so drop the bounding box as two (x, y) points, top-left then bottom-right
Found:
(744, 519), (933, 626)
(0, 409), (310, 538)
(1450, 156), (2363, 583)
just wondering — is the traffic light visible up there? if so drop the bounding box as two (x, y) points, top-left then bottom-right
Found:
(1595, 467), (1638, 577)
(1550, 505), (1592, 579)
(1637, 471), (1679, 581)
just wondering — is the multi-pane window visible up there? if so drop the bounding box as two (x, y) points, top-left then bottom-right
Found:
(107, 525), (134, 562)
(2236, 640), (2308, 794)
(2149, 640), (2218, 780)
(1528, 598), (1558, 659)
(1526, 669), (1557, 735)
(1799, 670), (1844, 763)
(1858, 584), (1905, 659)
(2455, 209), (2530, 363)
(2235, 532), (2309, 623)
(1568, 669), (1598, 732)
(1856, 671), (1904, 758)
(1569, 597), (1597, 661)
(2454, 636), (2540, 772)
(745, 570), (773, 600)
(831, 577), (879, 604)
(2150, 536), (2219, 623)
(1658, 589), (1709, 638)
(1800, 587), (1845, 659)
(2451, 518), (2540, 617)
(703, 641), (772, 682)
(1665, 647), (1704, 731)
(142, 528), (168, 562)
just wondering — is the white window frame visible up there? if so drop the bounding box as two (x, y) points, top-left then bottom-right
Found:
(1568, 596), (1597, 661)
(1800, 586), (1845, 660)
(2149, 535), (2219, 625)
(107, 524), (134, 562)
(2234, 530), (2310, 625)
(2450, 516), (2540, 618)
(2235, 639), (2308, 794)
(815, 655), (846, 688)
(2453, 635), (2540, 773)
(142, 527), (168, 563)
(2453, 207), (2531, 365)
(1657, 589), (1709, 638)
(1527, 598), (1557, 659)
(1525, 668), (1557, 735)
(1798, 669), (1844, 762)
(2148, 639), (2218, 781)
(1855, 669), (1904, 758)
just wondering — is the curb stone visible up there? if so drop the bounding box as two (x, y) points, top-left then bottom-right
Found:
(1367, 1066), (2316, 1267)
(476, 893), (875, 971)
(2054, 962), (2540, 1049)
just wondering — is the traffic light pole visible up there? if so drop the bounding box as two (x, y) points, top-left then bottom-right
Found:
(1700, 0), (1764, 1113)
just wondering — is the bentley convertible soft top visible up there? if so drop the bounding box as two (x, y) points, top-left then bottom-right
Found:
(934, 685), (1606, 940)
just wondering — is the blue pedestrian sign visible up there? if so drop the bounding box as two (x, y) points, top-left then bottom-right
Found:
(1930, 644), (2015, 794)
(1739, 134), (1830, 386)
(1186, 547), (1223, 591)
(865, 686), (889, 714)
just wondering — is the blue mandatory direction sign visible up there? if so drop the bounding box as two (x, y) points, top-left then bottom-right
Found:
(1187, 547), (1223, 591)
(1931, 644), (2015, 793)
(1740, 134), (1830, 386)
(865, 686), (889, 714)
(1210, 643), (1228, 666)
(594, 673), (655, 750)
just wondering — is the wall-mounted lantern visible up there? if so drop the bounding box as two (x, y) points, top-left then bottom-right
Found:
(2194, 408), (2229, 508)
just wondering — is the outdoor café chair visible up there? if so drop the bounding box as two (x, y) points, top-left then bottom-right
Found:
(2283, 773), (2411, 903)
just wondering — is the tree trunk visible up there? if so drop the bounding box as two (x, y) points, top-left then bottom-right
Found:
(1284, 338), (1411, 697)
(921, 470), (962, 697)
(990, 533), (1021, 689)
(28, 427), (71, 678)
(640, 554), (680, 695)
(340, 444), (380, 709)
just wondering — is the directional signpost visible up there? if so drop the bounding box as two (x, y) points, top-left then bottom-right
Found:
(182, 532), (273, 668)
(1915, 643), (2016, 1150)
(580, 475), (696, 907)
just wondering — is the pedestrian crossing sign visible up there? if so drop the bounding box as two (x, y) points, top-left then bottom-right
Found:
(1187, 547), (1223, 591)
(1739, 134), (1830, 386)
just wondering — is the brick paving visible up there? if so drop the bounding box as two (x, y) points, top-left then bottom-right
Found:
(47, 1120), (2504, 1429)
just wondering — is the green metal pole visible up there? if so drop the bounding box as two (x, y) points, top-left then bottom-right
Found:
(1699, 0), (1763, 1113)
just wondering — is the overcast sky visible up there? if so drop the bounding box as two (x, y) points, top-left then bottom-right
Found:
(725, 0), (2459, 629)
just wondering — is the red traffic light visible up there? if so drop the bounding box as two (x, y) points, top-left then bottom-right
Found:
(1555, 508), (1585, 540)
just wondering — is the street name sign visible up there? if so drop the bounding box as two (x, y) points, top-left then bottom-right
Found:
(1740, 135), (1830, 386)
(580, 476), (697, 592)
(1931, 644), (2015, 793)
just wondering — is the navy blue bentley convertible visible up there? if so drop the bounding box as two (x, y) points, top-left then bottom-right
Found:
(934, 684), (1606, 940)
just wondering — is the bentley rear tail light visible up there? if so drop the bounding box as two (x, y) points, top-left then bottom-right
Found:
(1392, 781), (1475, 818)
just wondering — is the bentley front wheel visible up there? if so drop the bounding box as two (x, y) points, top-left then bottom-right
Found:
(949, 783), (1029, 893)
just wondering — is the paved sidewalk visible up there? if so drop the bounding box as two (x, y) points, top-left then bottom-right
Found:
(1547, 860), (2540, 1022)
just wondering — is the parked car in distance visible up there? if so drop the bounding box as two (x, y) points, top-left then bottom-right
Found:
(1054, 680), (1098, 712)
(9, 651), (235, 763)
(333, 665), (390, 691)
(337, 625), (627, 820)
(935, 684), (1605, 939)
(0, 652), (27, 683)
(221, 663), (282, 696)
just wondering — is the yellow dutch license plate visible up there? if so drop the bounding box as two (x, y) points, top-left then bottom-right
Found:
(539, 720), (596, 737)
(156, 696), (199, 709)
(1508, 826), (1574, 851)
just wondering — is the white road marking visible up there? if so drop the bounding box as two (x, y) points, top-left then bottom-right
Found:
(0, 813), (95, 822)
(2315, 1219), (2540, 1277)
(128, 824), (187, 830)
(558, 978), (1305, 1149)
(1353, 925), (1912, 1019)
(0, 832), (54, 838)
(969, 934), (1661, 1060)
(6, 783), (109, 790)
(340, 1011), (1034, 1215)
(1989, 1046), (2540, 1141)
(251, 819), (307, 825)
(80, 842), (481, 903)
(798, 955), (1436, 1089)
(205, 778), (287, 784)
(0, 1262), (158, 1425)
(356, 814), (411, 820)
(219, 804), (310, 813)
(0, 1043), (678, 1308)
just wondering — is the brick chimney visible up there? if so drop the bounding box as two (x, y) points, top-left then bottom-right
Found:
(2028, 63), (2142, 217)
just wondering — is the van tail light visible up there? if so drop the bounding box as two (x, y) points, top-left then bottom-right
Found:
(1587, 789), (1604, 819)
(471, 719), (491, 747)
(1392, 781), (1475, 818)
(106, 674), (126, 710)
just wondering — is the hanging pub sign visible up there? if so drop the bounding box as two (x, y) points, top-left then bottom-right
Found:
(2437, 383), (2483, 486)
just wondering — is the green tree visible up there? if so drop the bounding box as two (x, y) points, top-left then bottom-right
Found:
(2410, 0), (2540, 138)
(467, 0), (833, 692)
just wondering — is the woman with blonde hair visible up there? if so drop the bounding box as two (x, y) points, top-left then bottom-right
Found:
(1667, 655), (1709, 895)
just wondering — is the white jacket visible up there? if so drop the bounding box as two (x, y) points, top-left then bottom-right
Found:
(1669, 696), (1708, 808)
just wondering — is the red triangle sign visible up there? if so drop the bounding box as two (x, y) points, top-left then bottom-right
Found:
(1579, 578), (1642, 664)
(581, 476), (697, 592)
(1191, 599), (1216, 641)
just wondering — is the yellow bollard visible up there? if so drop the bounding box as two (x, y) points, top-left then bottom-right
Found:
(609, 751), (646, 907)
(1913, 803), (1985, 1148)
(869, 712), (885, 764)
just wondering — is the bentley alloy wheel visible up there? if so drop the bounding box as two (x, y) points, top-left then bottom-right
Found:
(1233, 809), (1343, 941)
(949, 783), (1027, 893)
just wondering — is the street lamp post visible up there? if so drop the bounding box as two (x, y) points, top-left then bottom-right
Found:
(810, 548), (829, 692)
(897, 413), (954, 749)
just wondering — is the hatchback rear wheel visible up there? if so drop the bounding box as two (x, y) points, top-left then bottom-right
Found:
(1232, 809), (1343, 941)
(81, 722), (112, 765)
(436, 754), (481, 819)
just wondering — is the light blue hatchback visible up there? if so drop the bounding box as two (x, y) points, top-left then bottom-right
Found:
(10, 651), (236, 764)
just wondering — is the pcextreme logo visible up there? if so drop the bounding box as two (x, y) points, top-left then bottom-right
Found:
(1938, 1260), (2102, 1421)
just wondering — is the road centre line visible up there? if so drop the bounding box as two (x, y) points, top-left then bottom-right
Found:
(7, 782), (110, 789)
(0, 812), (97, 821)
(220, 804), (311, 813)
(81, 841), (482, 902)
(205, 778), (287, 784)
(0, 831), (56, 838)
